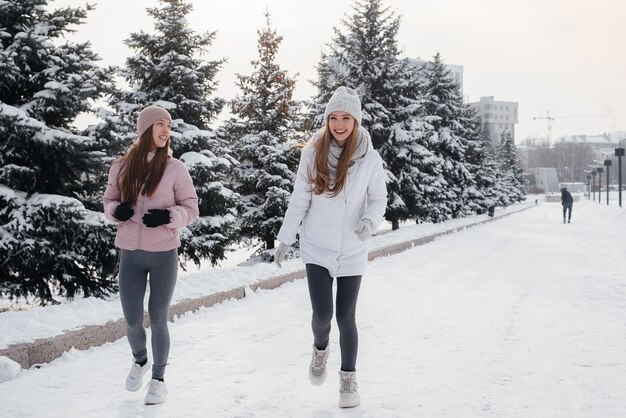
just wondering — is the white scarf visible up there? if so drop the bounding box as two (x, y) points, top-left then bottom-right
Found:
(327, 126), (371, 177)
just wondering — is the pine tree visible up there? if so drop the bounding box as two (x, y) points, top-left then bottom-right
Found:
(463, 109), (500, 213)
(114, 0), (240, 267)
(379, 98), (449, 226)
(80, 106), (129, 207)
(0, 0), (117, 303)
(119, 0), (224, 128)
(313, 0), (421, 230)
(497, 131), (526, 205)
(313, 0), (407, 148)
(230, 12), (299, 252)
(176, 142), (240, 267)
(420, 53), (476, 219)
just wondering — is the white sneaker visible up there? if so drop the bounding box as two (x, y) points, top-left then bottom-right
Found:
(338, 370), (360, 408)
(125, 361), (150, 392)
(144, 379), (167, 405)
(308, 343), (330, 385)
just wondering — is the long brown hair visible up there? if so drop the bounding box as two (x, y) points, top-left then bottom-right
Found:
(117, 126), (170, 204)
(308, 122), (359, 197)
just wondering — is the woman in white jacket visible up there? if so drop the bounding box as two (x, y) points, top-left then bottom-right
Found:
(274, 86), (387, 408)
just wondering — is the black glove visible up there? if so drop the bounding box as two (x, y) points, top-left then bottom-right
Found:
(113, 202), (134, 222)
(142, 209), (170, 228)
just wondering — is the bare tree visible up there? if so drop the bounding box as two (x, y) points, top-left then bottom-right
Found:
(553, 142), (595, 182)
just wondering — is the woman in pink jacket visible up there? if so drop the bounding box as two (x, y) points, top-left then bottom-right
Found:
(103, 105), (199, 405)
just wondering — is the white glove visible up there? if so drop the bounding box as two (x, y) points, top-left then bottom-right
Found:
(274, 242), (290, 268)
(354, 218), (374, 241)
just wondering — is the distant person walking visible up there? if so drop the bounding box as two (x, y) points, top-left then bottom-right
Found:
(274, 86), (387, 408)
(103, 105), (199, 405)
(561, 187), (573, 223)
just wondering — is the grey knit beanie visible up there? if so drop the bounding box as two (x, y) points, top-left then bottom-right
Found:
(137, 105), (172, 137)
(324, 86), (362, 126)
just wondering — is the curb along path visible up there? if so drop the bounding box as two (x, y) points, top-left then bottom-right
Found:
(0, 204), (533, 368)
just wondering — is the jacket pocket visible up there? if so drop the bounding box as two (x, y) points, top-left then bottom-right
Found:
(142, 225), (178, 249)
(301, 217), (342, 253)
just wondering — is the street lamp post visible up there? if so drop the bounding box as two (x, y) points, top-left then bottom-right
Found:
(591, 169), (597, 201)
(604, 159), (612, 205)
(597, 167), (603, 204)
(616, 147), (624, 207)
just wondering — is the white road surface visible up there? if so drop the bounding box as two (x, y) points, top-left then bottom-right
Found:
(1, 199), (626, 417)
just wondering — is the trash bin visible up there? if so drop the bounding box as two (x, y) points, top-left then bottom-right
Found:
(487, 206), (495, 217)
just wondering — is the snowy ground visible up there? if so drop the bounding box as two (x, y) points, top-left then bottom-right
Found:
(0, 201), (533, 350)
(2, 197), (626, 417)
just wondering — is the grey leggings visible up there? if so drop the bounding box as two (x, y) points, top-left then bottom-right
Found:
(306, 264), (362, 372)
(119, 249), (178, 380)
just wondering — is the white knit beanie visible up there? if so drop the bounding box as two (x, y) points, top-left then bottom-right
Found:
(324, 86), (362, 126)
(137, 105), (172, 137)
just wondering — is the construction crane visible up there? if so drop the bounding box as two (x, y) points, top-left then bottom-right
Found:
(533, 110), (555, 145)
(532, 111), (610, 146)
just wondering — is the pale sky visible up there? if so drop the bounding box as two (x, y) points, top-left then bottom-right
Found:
(51, 0), (626, 143)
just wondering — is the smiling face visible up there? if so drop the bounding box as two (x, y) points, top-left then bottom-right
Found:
(150, 118), (171, 151)
(328, 111), (356, 147)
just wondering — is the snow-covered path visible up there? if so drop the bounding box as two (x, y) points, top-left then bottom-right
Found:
(2, 200), (626, 417)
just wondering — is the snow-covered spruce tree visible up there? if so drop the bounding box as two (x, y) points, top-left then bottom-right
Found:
(119, 0), (224, 129)
(176, 144), (240, 266)
(380, 57), (462, 225)
(313, 0), (420, 230)
(229, 12), (300, 252)
(420, 52), (476, 219)
(497, 131), (526, 205)
(313, 0), (407, 147)
(462, 108), (500, 214)
(0, 0), (118, 304)
(381, 113), (451, 226)
(115, 0), (240, 267)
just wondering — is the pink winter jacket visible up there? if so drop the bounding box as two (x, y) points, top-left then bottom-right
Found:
(103, 154), (199, 252)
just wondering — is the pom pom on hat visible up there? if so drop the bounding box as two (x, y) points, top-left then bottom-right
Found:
(137, 105), (172, 137)
(324, 86), (362, 126)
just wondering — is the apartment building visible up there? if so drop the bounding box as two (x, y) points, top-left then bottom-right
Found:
(469, 96), (518, 147)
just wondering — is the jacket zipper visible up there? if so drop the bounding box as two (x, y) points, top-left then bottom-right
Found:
(337, 170), (349, 273)
(138, 199), (144, 249)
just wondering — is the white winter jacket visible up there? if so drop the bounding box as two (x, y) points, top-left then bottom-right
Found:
(277, 127), (387, 277)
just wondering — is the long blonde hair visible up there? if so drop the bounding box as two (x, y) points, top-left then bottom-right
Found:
(117, 126), (170, 204)
(308, 122), (359, 197)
